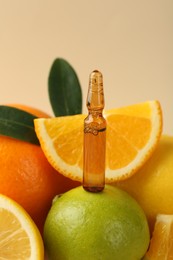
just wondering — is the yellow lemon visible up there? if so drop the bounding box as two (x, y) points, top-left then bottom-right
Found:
(115, 135), (173, 233)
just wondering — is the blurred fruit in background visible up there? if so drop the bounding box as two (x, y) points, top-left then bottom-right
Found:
(115, 135), (173, 233)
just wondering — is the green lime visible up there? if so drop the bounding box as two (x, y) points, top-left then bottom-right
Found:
(44, 185), (150, 260)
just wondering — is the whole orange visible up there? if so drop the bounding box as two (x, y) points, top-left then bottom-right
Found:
(0, 104), (80, 233)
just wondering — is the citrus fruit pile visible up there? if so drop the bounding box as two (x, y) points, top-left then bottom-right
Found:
(34, 99), (167, 259)
(1, 98), (173, 259)
(0, 58), (172, 258)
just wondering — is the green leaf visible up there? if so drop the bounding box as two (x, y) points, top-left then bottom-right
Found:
(48, 58), (82, 116)
(0, 106), (39, 145)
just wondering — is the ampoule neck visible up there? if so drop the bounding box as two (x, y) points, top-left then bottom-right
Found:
(86, 70), (105, 111)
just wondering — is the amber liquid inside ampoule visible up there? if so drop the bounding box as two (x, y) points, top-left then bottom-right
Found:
(83, 70), (106, 192)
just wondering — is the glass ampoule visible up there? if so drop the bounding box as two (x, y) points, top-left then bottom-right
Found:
(83, 70), (106, 192)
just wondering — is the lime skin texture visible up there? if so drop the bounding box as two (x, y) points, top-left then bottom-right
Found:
(44, 185), (150, 260)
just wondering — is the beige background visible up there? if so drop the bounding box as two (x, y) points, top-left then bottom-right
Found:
(0, 0), (172, 134)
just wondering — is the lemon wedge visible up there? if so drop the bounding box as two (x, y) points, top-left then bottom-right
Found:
(0, 194), (44, 259)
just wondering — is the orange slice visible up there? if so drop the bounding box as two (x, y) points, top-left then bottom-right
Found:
(144, 214), (173, 259)
(34, 100), (162, 183)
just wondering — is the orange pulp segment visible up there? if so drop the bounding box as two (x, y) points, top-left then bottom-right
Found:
(144, 214), (173, 259)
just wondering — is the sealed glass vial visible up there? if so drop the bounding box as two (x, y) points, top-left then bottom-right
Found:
(83, 70), (106, 192)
